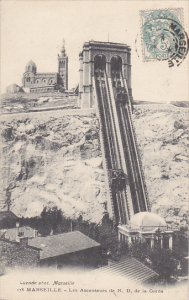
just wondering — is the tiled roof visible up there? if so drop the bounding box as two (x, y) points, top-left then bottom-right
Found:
(36, 73), (58, 76)
(28, 231), (100, 260)
(93, 257), (159, 283)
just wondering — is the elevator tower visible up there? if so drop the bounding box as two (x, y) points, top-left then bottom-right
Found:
(79, 41), (133, 108)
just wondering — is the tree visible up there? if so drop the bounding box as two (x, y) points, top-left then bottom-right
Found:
(129, 240), (149, 261)
(149, 246), (178, 280)
(96, 214), (119, 257)
(40, 206), (63, 235)
(128, 241), (179, 281)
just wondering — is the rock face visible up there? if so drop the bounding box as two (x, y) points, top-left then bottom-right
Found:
(133, 104), (189, 225)
(0, 104), (188, 225)
(0, 110), (107, 223)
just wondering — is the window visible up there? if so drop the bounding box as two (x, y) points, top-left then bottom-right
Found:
(18, 231), (24, 237)
(26, 77), (30, 82)
(60, 61), (65, 68)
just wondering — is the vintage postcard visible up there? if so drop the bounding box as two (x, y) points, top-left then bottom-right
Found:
(0, 1), (188, 300)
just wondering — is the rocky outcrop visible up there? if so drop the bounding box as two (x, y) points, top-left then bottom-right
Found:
(0, 104), (188, 226)
(133, 104), (189, 225)
(0, 110), (107, 223)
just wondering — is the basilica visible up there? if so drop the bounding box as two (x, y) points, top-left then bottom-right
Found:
(22, 41), (68, 93)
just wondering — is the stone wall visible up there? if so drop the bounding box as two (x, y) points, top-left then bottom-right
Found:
(0, 239), (40, 267)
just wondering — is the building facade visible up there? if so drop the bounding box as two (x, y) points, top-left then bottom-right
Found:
(0, 230), (101, 270)
(78, 41), (133, 108)
(22, 41), (68, 93)
(118, 212), (173, 250)
(0, 225), (38, 241)
(28, 231), (101, 269)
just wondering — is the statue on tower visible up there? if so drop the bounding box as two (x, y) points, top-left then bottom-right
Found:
(58, 39), (66, 57)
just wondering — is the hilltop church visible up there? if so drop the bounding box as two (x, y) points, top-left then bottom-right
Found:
(22, 40), (68, 93)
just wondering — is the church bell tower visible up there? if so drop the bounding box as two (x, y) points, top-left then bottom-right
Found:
(58, 39), (68, 90)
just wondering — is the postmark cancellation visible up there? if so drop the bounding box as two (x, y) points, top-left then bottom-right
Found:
(140, 8), (188, 67)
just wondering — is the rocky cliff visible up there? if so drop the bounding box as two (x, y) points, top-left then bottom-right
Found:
(133, 104), (189, 225)
(0, 109), (107, 223)
(0, 104), (188, 225)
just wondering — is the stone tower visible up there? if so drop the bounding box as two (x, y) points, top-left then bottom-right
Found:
(78, 41), (132, 108)
(58, 39), (68, 90)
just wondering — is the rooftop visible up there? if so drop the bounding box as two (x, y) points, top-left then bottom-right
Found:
(93, 257), (159, 283)
(26, 60), (37, 68)
(28, 231), (100, 260)
(83, 40), (131, 51)
(0, 226), (36, 241)
(36, 72), (58, 76)
(129, 212), (167, 232)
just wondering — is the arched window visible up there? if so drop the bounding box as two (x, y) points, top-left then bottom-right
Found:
(111, 56), (122, 73)
(26, 77), (30, 82)
(60, 61), (65, 68)
(94, 55), (106, 71)
(49, 79), (54, 85)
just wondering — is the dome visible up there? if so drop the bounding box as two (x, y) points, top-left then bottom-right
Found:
(25, 60), (37, 73)
(129, 212), (167, 232)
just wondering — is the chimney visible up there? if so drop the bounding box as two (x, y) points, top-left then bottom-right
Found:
(16, 222), (20, 232)
(15, 222), (20, 241)
(20, 237), (28, 246)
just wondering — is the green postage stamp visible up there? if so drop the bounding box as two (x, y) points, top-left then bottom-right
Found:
(140, 8), (188, 67)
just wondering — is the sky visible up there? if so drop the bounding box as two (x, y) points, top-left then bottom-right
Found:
(1, 0), (189, 102)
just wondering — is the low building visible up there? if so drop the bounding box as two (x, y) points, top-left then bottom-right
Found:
(6, 84), (24, 94)
(0, 230), (101, 270)
(0, 225), (38, 241)
(118, 212), (173, 250)
(28, 231), (101, 268)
